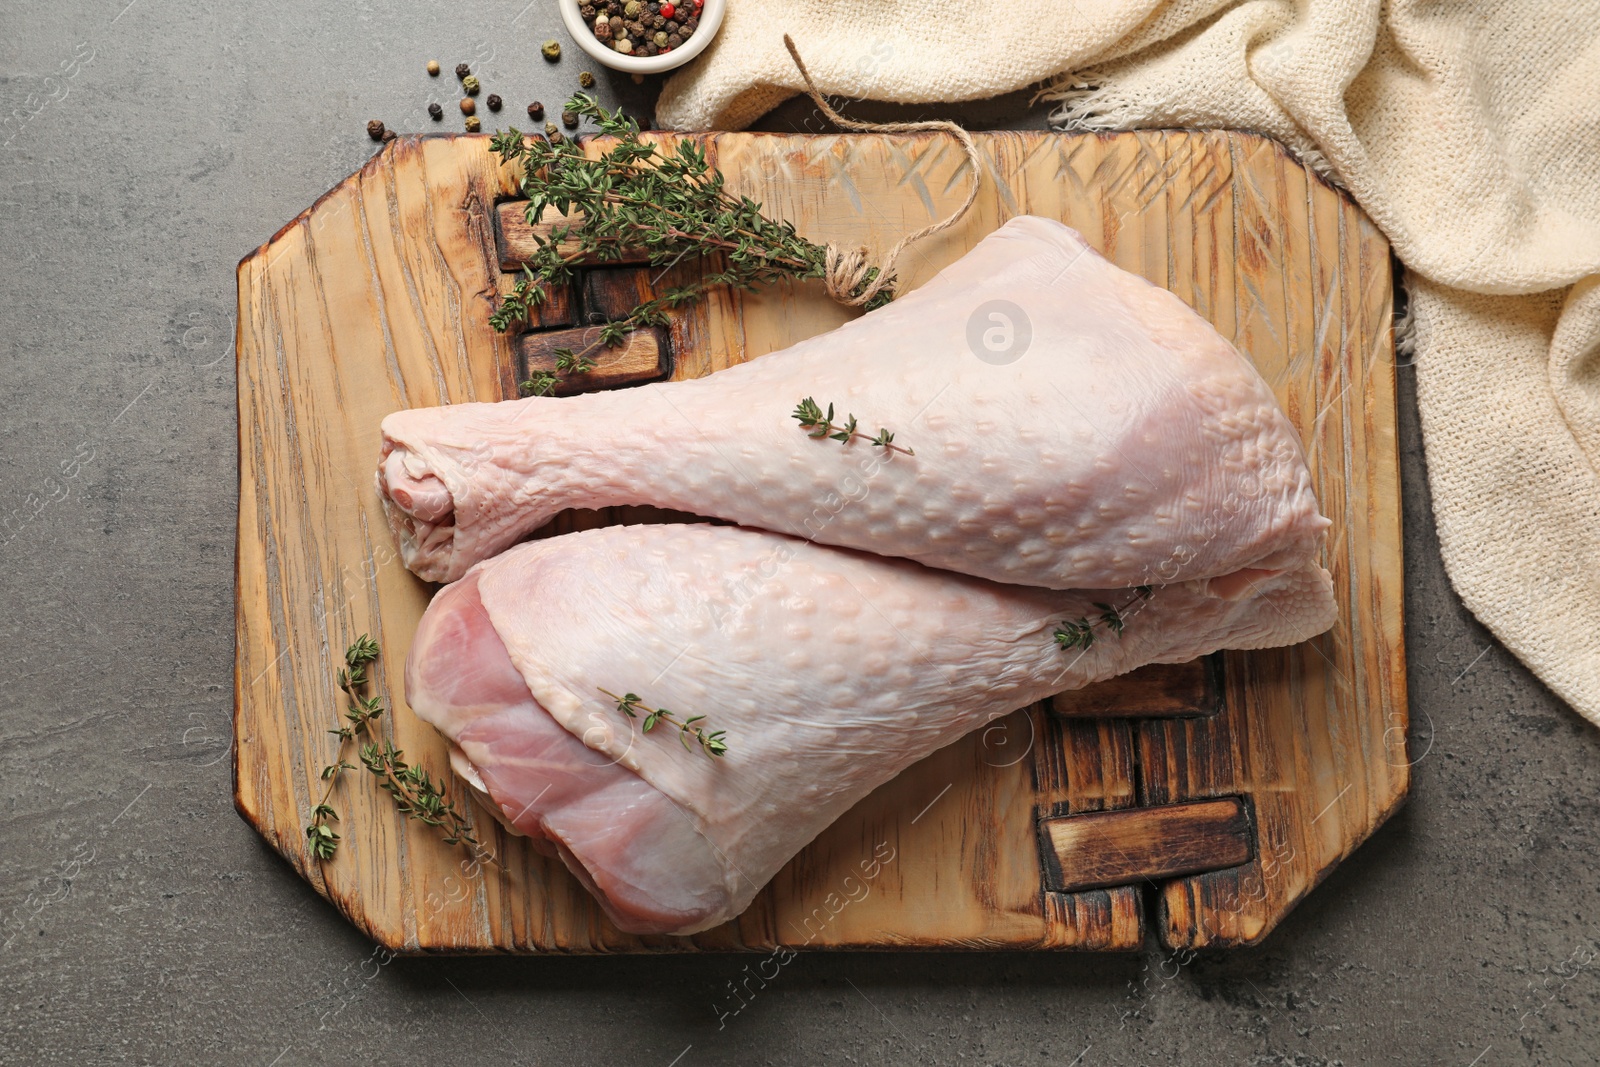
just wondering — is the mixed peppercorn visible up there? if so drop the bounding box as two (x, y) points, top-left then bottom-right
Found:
(582, 0), (703, 56)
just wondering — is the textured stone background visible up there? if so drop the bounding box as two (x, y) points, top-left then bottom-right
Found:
(2, 2), (1597, 1064)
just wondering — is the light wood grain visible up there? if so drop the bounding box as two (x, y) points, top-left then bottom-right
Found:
(235, 129), (1404, 952)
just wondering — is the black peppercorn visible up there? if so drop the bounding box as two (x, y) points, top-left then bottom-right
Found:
(594, 18), (613, 40)
(666, 19), (679, 32)
(528, 101), (545, 119)
(366, 119), (386, 141)
(428, 102), (443, 121)
(455, 62), (470, 78)
(637, 114), (651, 130)
(381, 129), (397, 143)
(549, 130), (565, 146)
(561, 109), (578, 128)
(580, 3), (596, 17)
(486, 93), (502, 111)
(666, 32), (682, 47)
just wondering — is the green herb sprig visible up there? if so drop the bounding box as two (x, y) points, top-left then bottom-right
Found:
(304, 636), (493, 867)
(1053, 586), (1154, 653)
(792, 397), (914, 455)
(305, 635), (384, 861)
(487, 94), (897, 366)
(358, 741), (489, 859)
(518, 346), (600, 397)
(598, 687), (728, 759)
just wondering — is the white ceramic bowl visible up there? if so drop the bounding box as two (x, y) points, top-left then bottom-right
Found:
(557, 0), (725, 75)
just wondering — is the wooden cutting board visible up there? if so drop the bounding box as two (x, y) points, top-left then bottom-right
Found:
(234, 129), (1405, 953)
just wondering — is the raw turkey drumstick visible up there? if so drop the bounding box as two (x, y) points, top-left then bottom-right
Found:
(380, 216), (1327, 587)
(406, 522), (1337, 936)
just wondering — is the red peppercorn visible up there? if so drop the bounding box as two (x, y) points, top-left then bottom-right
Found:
(659, 1), (673, 16)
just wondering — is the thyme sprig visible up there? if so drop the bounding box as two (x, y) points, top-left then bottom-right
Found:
(359, 741), (489, 859)
(519, 346), (600, 397)
(304, 636), (492, 866)
(305, 636), (384, 861)
(1054, 586), (1155, 653)
(598, 687), (728, 759)
(792, 397), (914, 455)
(487, 94), (896, 360)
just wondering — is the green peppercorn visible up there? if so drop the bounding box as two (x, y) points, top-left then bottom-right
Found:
(428, 102), (443, 121)
(545, 121), (559, 137)
(460, 97), (476, 116)
(427, 60), (441, 76)
(366, 119), (386, 141)
(653, 30), (668, 47)
(624, 0), (641, 14)
(579, 70), (595, 88)
(462, 74), (480, 96)
(562, 109), (578, 128)
(465, 116), (481, 132)
(455, 62), (470, 78)
(542, 39), (562, 61)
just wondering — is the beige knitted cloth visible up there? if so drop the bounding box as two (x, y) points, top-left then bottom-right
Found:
(657, 0), (1600, 724)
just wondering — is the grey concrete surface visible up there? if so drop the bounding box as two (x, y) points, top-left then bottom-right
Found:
(2, 3), (1597, 1065)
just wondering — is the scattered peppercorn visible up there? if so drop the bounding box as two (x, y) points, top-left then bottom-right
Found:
(562, 109), (578, 128)
(545, 121), (559, 137)
(527, 100), (545, 119)
(428, 102), (444, 121)
(460, 97), (476, 115)
(427, 60), (441, 76)
(578, 70), (595, 88)
(382, 129), (397, 143)
(486, 93), (502, 112)
(366, 119), (386, 141)
(462, 74), (480, 96)
(542, 39), (562, 61)
(455, 62), (470, 78)
(631, 72), (645, 84)
(465, 116), (481, 132)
